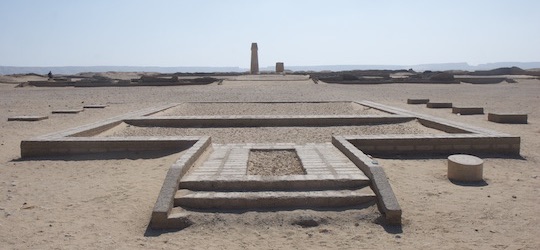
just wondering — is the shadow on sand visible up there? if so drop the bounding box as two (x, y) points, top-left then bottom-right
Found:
(374, 216), (403, 234)
(11, 149), (183, 162)
(372, 153), (526, 161)
(449, 179), (489, 187)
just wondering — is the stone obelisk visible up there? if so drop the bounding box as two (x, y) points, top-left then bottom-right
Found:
(250, 43), (259, 74)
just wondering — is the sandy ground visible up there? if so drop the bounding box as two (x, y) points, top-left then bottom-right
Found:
(0, 77), (539, 249)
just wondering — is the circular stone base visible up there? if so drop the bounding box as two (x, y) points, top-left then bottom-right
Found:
(447, 154), (484, 182)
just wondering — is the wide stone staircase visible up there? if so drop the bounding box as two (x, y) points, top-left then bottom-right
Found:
(173, 143), (376, 211)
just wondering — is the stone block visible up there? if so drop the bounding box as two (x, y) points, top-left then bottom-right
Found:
(488, 113), (528, 124)
(83, 105), (107, 109)
(150, 138), (211, 228)
(447, 154), (483, 182)
(453, 144), (472, 150)
(8, 115), (48, 121)
(426, 102), (452, 108)
(276, 62), (285, 73)
(493, 144), (510, 149)
(370, 166), (402, 225)
(376, 145), (394, 151)
(471, 144), (490, 150)
(396, 145), (414, 151)
(52, 109), (83, 114)
(407, 98), (429, 104)
(416, 145), (434, 151)
(179, 176), (369, 192)
(452, 107), (484, 115)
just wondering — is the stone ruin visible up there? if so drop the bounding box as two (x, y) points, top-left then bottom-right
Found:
(18, 101), (520, 230)
(276, 62), (284, 73)
(250, 43), (259, 74)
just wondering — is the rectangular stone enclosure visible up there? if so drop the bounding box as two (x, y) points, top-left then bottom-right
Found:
(20, 101), (521, 157)
(18, 101), (522, 229)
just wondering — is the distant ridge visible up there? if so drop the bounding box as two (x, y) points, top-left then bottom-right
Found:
(2, 62), (540, 75)
(275, 62), (540, 72)
(0, 66), (245, 75)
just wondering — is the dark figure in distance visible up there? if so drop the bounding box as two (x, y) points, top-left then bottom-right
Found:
(47, 71), (53, 79)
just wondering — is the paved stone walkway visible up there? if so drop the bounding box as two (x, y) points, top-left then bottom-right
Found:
(183, 143), (368, 182)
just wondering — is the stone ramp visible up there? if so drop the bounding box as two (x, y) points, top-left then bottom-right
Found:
(174, 143), (375, 212)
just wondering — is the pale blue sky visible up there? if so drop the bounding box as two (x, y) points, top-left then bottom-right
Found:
(1, 0), (539, 68)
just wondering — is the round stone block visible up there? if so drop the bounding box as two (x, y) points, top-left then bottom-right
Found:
(447, 154), (484, 182)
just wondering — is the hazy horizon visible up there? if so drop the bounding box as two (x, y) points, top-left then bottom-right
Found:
(1, 0), (539, 68)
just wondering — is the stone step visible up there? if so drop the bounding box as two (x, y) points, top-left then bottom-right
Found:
(179, 174), (370, 191)
(174, 187), (376, 210)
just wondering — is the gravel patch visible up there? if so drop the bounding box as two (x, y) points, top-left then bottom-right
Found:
(247, 150), (305, 176)
(100, 120), (445, 143)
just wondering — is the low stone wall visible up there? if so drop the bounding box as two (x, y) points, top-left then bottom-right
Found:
(360, 101), (510, 135)
(74, 81), (116, 87)
(150, 137), (212, 229)
(345, 134), (520, 156)
(16, 101), (523, 228)
(21, 137), (201, 157)
(123, 115), (415, 128)
(459, 78), (506, 84)
(417, 118), (472, 133)
(19, 104), (179, 157)
(27, 81), (75, 87)
(140, 75), (179, 83)
(332, 136), (402, 225)
(69, 121), (123, 137)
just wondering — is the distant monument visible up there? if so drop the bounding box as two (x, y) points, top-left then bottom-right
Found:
(276, 62), (284, 73)
(250, 43), (259, 74)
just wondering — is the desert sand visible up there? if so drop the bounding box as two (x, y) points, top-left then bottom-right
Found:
(0, 76), (539, 249)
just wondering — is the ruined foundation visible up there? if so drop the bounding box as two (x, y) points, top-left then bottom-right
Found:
(19, 101), (522, 229)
